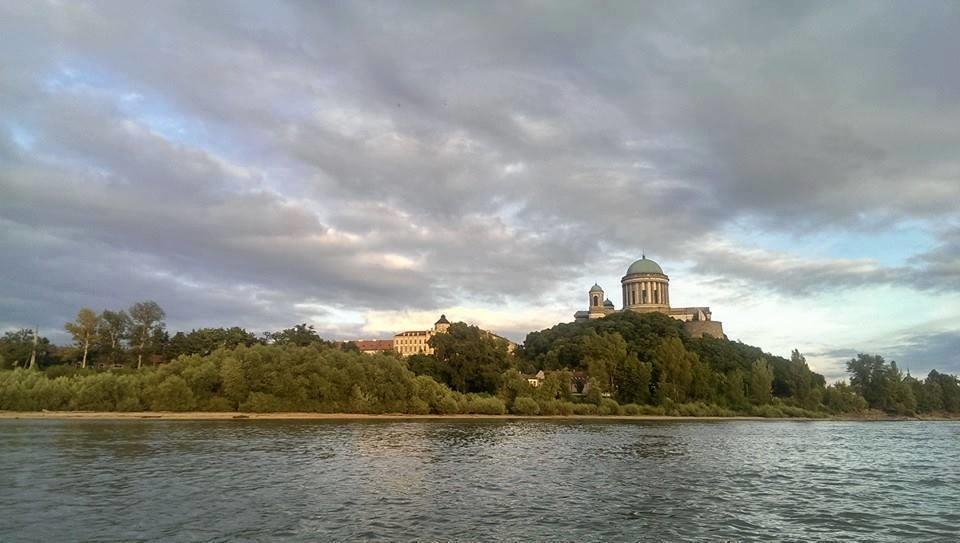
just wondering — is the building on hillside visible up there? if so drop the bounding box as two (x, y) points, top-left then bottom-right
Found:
(574, 256), (725, 339)
(522, 369), (592, 395)
(351, 339), (394, 354)
(393, 314), (451, 356)
(393, 314), (518, 357)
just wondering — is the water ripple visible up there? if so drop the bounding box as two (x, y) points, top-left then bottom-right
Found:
(0, 419), (958, 541)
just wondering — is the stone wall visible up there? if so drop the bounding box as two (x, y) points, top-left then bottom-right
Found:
(683, 320), (725, 339)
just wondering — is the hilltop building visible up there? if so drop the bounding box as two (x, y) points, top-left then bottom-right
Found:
(351, 339), (394, 354)
(575, 256), (724, 339)
(393, 314), (452, 356)
(393, 314), (518, 357)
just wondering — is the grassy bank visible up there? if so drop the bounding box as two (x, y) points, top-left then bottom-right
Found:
(3, 410), (957, 421)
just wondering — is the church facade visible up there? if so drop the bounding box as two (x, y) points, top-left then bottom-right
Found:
(574, 256), (724, 339)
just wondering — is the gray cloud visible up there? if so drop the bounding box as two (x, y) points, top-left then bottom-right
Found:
(1, 1), (959, 345)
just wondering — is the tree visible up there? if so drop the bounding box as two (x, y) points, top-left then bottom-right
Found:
(65, 308), (101, 368)
(581, 331), (628, 393)
(652, 337), (697, 403)
(129, 301), (166, 369)
(429, 322), (513, 394)
(266, 324), (328, 347)
(616, 353), (652, 404)
(749, 358), (774, 405)
(0, 329), (52, 369)
(724, 370), (747, 408)
(99, 310), (132, 364)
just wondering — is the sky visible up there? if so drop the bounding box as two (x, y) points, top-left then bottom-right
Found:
(1, 1), (959, 381)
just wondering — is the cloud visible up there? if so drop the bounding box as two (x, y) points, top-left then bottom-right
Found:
(0, 1), (958, 360)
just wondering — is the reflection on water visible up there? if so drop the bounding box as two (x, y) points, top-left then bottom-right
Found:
(1, 419), (958, 541)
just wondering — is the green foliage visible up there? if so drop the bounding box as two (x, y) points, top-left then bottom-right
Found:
(847, 354), (920, 414)
(572, 403), (598, 415)
(652, 337), (697, 403)
(597, 397), (620, 415)
(462, 395), (507, 415)
(511, 396), (540, 415)
(166, 327), (260, 359)
(0, 329), (54, 369)
(724, 370), (747, 408)
(97, 309), (132, 365)
(749, 358), (774, 405)
(822, 381), (868, 413)
(429, 322), (513, 394)
(265, 324), (330, 347)
(129, 301), (166, 368)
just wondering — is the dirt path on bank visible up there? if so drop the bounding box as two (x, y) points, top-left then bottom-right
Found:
(1, 411), (953, 421)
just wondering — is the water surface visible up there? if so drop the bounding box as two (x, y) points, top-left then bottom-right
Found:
(1, 419), (958, 541)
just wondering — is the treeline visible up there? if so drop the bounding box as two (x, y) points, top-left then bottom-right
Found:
(1, 305), (958, 417)
(0, 345), (506, 414)
(0, 302), (359, 371)
(516, 311), (959, 417)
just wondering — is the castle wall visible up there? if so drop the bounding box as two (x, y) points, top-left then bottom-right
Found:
(683, 320), (725, 339)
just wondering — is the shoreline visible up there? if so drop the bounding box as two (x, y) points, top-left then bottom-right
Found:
(1, 411), (956, 422)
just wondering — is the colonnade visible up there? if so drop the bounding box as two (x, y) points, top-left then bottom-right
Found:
(622, 278), (669, 308)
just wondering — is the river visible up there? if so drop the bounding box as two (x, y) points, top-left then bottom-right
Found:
(0, 419), (958, 541)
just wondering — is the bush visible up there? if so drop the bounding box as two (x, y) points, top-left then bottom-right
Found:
(511, 396), (540, 415)
(199, 396), (233, 412)
(240, 392), (285, 413)
(572, 403), (597, 415)
(148, 376), (196, 412)
(437, 395), (461, 415)
(538, 400), (560, 415)
(406, 398), (431, 415)
(621, 403), (641, 415)
(464, 395), (507, 415)
(597, 398), (620, 415)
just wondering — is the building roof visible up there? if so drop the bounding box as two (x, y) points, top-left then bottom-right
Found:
(626, 256), (664, 275)
(603, 298), (615, 307)
(435, 314), (450, 325)
(589, 283), (604, 293)
(353, 339), (394, 351)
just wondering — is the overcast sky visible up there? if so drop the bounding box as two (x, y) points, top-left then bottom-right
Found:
(1, 1), (958, 380)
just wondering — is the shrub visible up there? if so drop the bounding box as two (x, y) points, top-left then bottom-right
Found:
(437, 395), (461, 415)
(538, 400), (560, 415)
(240, 392), (285, 413)
(598, 398), (620, 415)
(572, 403), (597, 415)
(148, 376), (196, 412)
(407, 398), (431, 415)
(621, 403), (641, 415)
(199, 396), (234, 412)
(464, 395), (507, 415)
(511, 396), (540, 415)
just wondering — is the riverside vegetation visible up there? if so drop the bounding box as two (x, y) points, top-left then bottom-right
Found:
(1, 303), (958, 417)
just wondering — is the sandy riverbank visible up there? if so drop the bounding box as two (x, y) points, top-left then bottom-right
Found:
(1, 411), (954, 421)
(0, 411), (808, 421)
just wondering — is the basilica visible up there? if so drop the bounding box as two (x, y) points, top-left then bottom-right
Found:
(574, 256), (725, 339)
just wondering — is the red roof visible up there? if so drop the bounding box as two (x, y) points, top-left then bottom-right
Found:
(353, 339), (394, 351)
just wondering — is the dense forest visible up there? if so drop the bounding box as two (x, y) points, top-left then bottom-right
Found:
(1, 303), (957, 417)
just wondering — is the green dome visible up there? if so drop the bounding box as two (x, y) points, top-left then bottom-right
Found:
(589, 283), (604, 293)
(626, 256), (664, 275)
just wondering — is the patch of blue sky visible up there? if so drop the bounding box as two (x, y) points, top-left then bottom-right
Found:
(7, 123), (35, 151)
(721, 217), (935, 267)
(41, 60), (251, 165)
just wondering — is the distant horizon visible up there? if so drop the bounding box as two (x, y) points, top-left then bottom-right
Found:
(2, 2), (958, 383)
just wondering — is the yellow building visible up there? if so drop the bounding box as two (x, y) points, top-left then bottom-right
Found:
(393, 315), (451, 356)
(392, 314), (518, 356)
